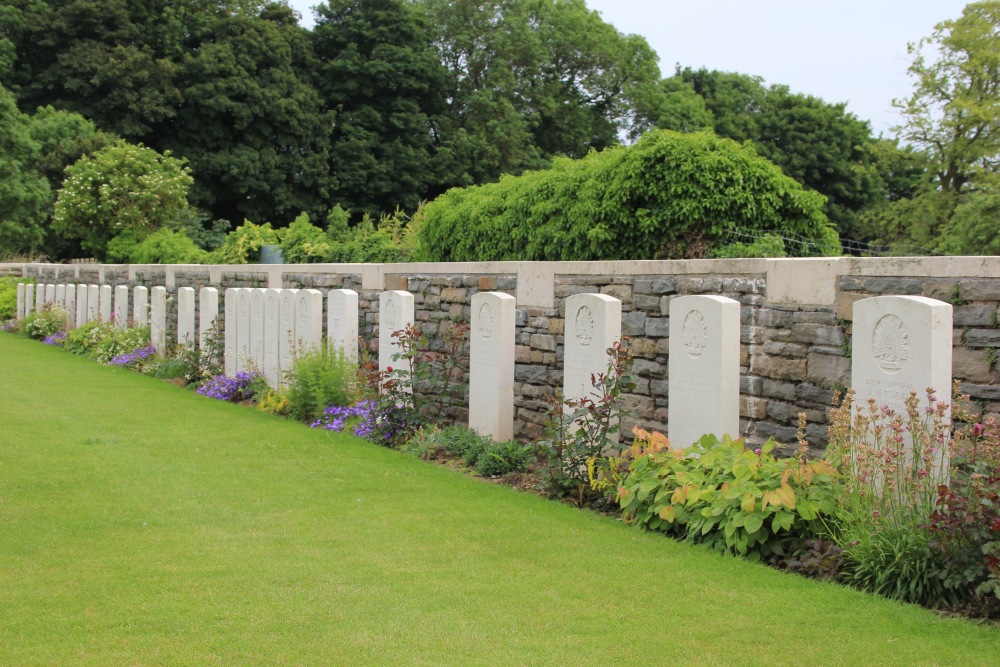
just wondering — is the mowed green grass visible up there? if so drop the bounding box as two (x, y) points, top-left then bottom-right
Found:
(0, 334), (997, 666)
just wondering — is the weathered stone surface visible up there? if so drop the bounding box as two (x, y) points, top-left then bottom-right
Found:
(632, 358), (663, 376)
(861, 277), (924, 294)
(621, 311), (647, 336)
(751, 355), (807, 381)
(953, 347), (996, 384)
(960, 280), (1000, 302)
(644, 317), (669, 337)
(515, 364), (548, 383)
(960, 382), (1000, 401)
(965, 329), (1000, 347)
(530, 333), (557, 351)
(514, 345), (531, 363)
(741, 376), (764, 395)
(953, 305), (998, 327)
(633, 295), (660, 310)
(763, 341), (809, 358)
(740, 396), (768, 419)
(441, 287), (467, 302)
(601, 284), (632, 302)
(922, 281), (956, 301)
(807, 351), (850, 388)
(763, 379), (797, 401)
(836, 292), (865, 321)
(756, 308), (792, 327)
(789, 384), (834, 405)
(789, 324), (845, 346)
(754, 422), (800, 445)
(548, 318), (564, 335)
(629, 338), (657, 359)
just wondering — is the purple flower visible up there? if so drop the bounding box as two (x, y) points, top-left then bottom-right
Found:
(197, 372), (261, 401)
(109, 345), (156, 366)
(43, 331), (68, 346)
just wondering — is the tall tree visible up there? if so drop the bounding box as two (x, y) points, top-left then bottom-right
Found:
(679, 67), (886, 242)
(163, 2), (333, 224)
(419, 0), (662, 185)
(893, 0), (1000, 194)
(0, 84), (50, 255)
(312, 0), (449, 217)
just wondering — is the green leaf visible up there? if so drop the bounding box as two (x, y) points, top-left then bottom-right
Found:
(743, 514), (764, 534)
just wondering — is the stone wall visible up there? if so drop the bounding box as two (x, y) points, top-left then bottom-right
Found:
(6, 257), (1000, 453)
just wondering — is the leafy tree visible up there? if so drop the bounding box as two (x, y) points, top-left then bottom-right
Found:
(7, 0), (181, 139)
(415, 130), (838, 262)
(419, 0), (662, 185)
(312, 0), (449, 218)
(893, 1), (1000, 195)
(279, 212), (330, 263)
(164, 3), (333, 225)
(0, 84), (50, 255)
(678, 67), (885, 242)
(26, 106), (115, 258)
(52, 140), (194, 260)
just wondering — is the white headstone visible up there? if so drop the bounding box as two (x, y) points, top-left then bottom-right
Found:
(177, 287), (196, 350)
(379, 290), (415, 376)
(64, 284), (76, 323)
(114, 285), (129, 328)
(55, 284), (66, 312)
(263, 288), (282, 387)
(133, 286), (149, 326)
(563, 293), (622, 405)
(278, 289), (299, 378)
(668, 295), (741, 448)
(295, 289), (324, 354)
(24, 284), (34, 315)
(99, 285), (112, 322)
(224, 288), (238, 377)
(16, 283), (25, 320)
(87, 285), (100, 322)
(45, 283), (56, 306)
(470, 292), (516, 440)
(852, 296), (953, 477)
(75, 284), (88, 328)
(250, 288), (267, 373)
(151, 286), (167, 354)
(236, 288), (251, 374)
(199, 287), (219, 351)
(328, 289), (359, 365)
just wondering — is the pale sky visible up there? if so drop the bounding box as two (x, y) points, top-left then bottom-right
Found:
(286, 0), (970, 137)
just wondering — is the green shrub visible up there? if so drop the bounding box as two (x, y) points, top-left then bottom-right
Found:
(280, 212), (330, 263)
(63, 320), (151, 363)
(214, 220), (281, 264)
(20, 304), (69, 339)
(106, 228), (209, 264)
(476, 440), (532, 476)
(619, 434), (840, 561)
(284, 342), (354, 423)
(415, 130), (839, 261)
(0, 276), (32, 321)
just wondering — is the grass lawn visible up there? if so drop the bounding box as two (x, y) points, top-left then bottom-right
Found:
(1, 333), (998, 666)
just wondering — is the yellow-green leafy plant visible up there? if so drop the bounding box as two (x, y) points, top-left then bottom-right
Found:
(619, 430), (840, 561)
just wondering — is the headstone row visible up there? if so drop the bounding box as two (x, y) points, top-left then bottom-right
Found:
(223, 287), (360, 388)
(14, 281), (954, 466)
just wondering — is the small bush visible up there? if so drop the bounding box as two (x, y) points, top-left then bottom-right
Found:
(310, 400), (383, 440)
(20, 304), (68, 340)
(619, 433), (840, 561)
(284, 342), (354, 424)
(476, 440), (533, 476)
(0, 277), (32, 321)
(63, 321), (151, 363)
(213, 220), (281, 264)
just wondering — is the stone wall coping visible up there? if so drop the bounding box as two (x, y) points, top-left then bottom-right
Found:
(6, 256), (1000, 308)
